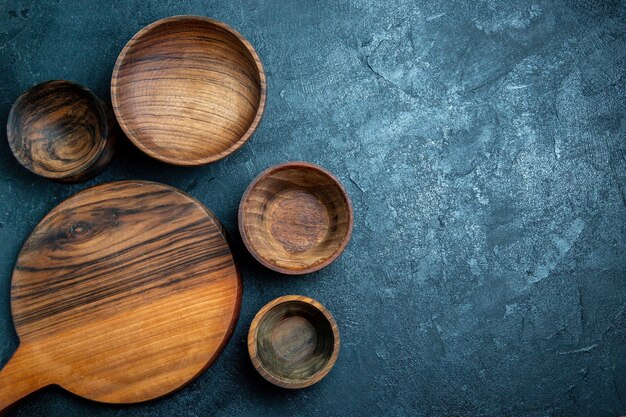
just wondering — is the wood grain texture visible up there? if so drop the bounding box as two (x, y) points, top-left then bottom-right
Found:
(0, 181), (241, 412)
(111, 15), (266, 166)
(7, 80), (116, 182)
(239, 162), (353, 274)
(248, 295), (339, 389)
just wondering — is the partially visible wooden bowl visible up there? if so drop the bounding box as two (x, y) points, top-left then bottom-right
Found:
(111, 15), (266, 166)
(7, 80), (116, 182)
(248, 295), (340, 389)
(239, 162), (353, 274)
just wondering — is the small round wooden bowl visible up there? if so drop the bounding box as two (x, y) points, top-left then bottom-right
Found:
(111, 15), (266, 166)
(239, 162), (353, 275)
(7, 80), (116, 182)
(248, 295), (340, 389)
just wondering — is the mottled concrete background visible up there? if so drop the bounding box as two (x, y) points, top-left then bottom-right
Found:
(0, 0), (625, 416)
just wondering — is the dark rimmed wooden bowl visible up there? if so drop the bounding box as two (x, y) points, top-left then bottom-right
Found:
(239, 162), (353, 275)
(111, 15), (266, 166)
(248, 295), (339, 389)
(7, 80), (116, 182)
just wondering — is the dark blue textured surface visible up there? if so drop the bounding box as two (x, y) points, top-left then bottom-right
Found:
(1, 0), (625, 416)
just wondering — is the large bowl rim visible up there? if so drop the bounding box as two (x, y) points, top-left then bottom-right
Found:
(110, 15), (267, 166)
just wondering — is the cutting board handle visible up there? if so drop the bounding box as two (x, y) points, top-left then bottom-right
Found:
(0, 344), (50, 414)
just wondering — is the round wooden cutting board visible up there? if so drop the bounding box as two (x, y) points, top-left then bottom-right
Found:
(0, 181), (241, 412)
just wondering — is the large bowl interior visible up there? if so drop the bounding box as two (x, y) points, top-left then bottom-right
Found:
(7, 81), (108, 179)
(240, 164), (352, 273)
(254, 300), (335, 384)
(111, 16), (264, 165)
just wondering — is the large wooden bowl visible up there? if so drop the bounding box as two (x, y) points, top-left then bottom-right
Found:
(248, 295), (340, 389)
(239, 162), (353, 274)
(111, 16), (266, 166)
(7, 80), (116, 182)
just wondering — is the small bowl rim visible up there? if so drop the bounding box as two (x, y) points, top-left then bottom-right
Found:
(247, 295), (340, 389)
(110, 15), (267, 166)
(7, 80), (110, 180)
(238, 161), (354, 275)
